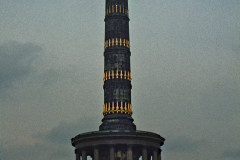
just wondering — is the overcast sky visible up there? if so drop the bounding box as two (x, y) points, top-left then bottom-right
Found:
(1, 0), (240, 160)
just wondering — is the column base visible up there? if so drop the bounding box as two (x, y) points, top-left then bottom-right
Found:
(99, 114), (136, 131)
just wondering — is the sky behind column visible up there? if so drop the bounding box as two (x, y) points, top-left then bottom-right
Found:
(0, 0), (240, 160)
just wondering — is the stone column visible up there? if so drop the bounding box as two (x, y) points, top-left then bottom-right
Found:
(158, 149), (161, 160)
(153, 150), (158, 160)
(76, 153), (80, 160)
(142, 148), (147, 160)
(94, 148), (99, 160)
(82, 150), (87, 160)
(127, 146), (133, 160)
(147, 153), (151, 160)
(110, 147), (115, 160)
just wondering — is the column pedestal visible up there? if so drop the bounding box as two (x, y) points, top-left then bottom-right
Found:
(72, 131), (164, 160)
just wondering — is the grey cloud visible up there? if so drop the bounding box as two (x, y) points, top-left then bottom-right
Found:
(232, 43), (240, 54)
(221, 149), (240, 159)
(199, 83), (240, 122)
(2, 143), (49, 160)
(165, 136), (205, 152)
(35, 117), (99, 145)
(37, 69), (61, 86)
(0, 41), (42, 90)
(2, 117), (98, 160)
(2, 142), (73, 160)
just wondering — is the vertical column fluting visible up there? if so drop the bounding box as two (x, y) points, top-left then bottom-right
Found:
(100, 0), (136, 131)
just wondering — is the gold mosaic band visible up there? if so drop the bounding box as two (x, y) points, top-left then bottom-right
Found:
(103, 70), (131, 81)
(103, 102), (133, 115)
(104, 38), (130, 49)
(105, 4), (129, 16)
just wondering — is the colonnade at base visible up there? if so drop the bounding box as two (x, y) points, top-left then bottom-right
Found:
(75, 145), (162, 160)
(72, 131), (164, 160)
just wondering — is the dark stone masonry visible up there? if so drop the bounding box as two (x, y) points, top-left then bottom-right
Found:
(71, 1), (165, 160)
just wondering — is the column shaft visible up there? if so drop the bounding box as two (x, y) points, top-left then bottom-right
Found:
(158, 150), (161, 160)
(82, 150), (87, 160)
(110, 147), (115, 160)
(76, 153), (80, 160)
(142, 148), (147, 160)
(127, 146), (133, 160)
(153, 150), (158, 160)
(94, 148), (99, 160)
